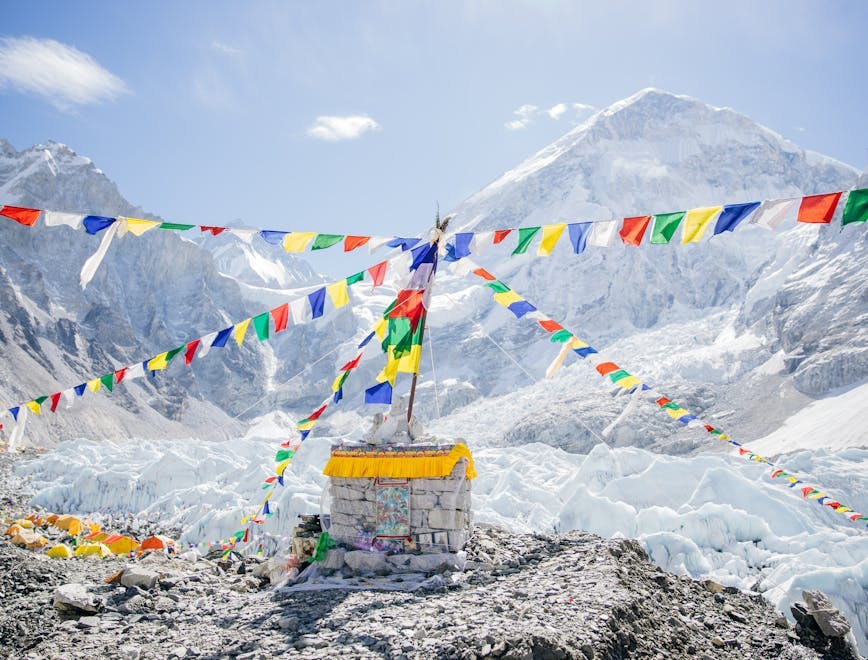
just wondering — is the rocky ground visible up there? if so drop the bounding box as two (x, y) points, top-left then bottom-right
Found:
(0, 451), (861, 660)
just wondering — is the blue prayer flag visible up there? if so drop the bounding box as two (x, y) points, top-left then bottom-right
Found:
(365, 382), (393, 404)
(73, 384), (87, 397)
(567, 223), (593, 254)
(308, 288), (326, 319)
(507, 300), (536, 318)
(83, 215), (116, 235)
(259, 230), (288, 245)
(212, 327), (233, 347)
(713, 202), (761, 235)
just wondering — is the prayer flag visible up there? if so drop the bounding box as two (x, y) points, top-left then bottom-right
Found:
(100, 374), (114, 392)
(842, 188), (868, 225)
(49, 392), (61, 412)
(184, 339), (201, 365)
(283, 232), (317, 252)
(327, 280), (349, 308)
(312, 234), (343, 250)
(588, 220), (617, 247)
(539, 319), (563, 333)
(650, 212), (684, 244)
(212, 327), (233, 348)
(493, 229), (511, 244)
(513, 227), (540, 255)
(365, 381), (393, 404)
(346, 271), (365, 285)
(159, 222), (195, 231)
(252, 313), (270, 340)
(619, 216), (651, 246)
(73, 384), (87, 397)
(340, 355), (362, 371)
(751, 199), (797, 229)
(681, 206), (722, 244)
(567, 223), (592, 254)
(713, 202), (760, 235)
(387, 237), (422, 251)
(473, 267), (496, 281)
(368, 261), (387, 289)
(469, 231), (493, 256)
(83, 215), (116, 234)
(596, 362), (620, 376)
(259, 230), (287, 245)
(453, 233), (473, 259)
(44, 211), (85, 229)
(121, 217), (160, 235)
(200, 225), (226, 235)
(538, 224), (565, 256)
(290, 297), (309, 324)
(493, 290), (522, 307)
(234, 318), (251, 346)
(797, 192), (842, 224)
(9, 407), (19, 421)
(88, 378), (101, 393)
(308, 288), (326, 319)
(114, 368), (127, 383)
(0, 205), (41, 226)
(508, 300), (536, 318)
(410, 242), (438, 270)
(270, 304), (289, 333)
(344, 235), (370, 251)
(147, 352), (169, 371)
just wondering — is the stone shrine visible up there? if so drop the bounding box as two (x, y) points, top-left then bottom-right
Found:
(320, 398), (474, 574)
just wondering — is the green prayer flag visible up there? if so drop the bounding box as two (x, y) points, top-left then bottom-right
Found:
(158, 222), (195, 231)
(346, 271), (365, 285)
(650, 212), (685, 244)
(661, 402), (680, 410)
(512, 227), (540, 255)
(275, 449), (295, 462)
(312, 234), (344, 250)
(382, 298), (398, 318)
(842, 188), (868, 225)
(100, 374), (114, 392)
(34, 395), (48, 405)
(608, 369), (630, 382)
(550, 329), (573, 343)
(165, 345), (185, 364)
(486, 280), (511, 294)
(253, 312), (270, 341)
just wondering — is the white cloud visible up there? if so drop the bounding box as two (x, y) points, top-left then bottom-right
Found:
(506, 102), (596, 130)
(211, 40), (241, 56)
(307, 115), (381, 141)
(0, 36), (128, 110)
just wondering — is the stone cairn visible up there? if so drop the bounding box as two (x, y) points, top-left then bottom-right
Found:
(319, 398), (474, 576)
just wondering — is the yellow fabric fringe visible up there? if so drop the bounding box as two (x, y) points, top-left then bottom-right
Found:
(323, 443), (476, 480)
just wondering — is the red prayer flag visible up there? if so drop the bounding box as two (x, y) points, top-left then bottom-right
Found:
(797, 192), (842, 224)
(184, 339), (201, 365)
(368, 261), (387, 289)
(199, 225), (226, 235)
(391, 289), (425, 324)
(538, 319), (563, 333)
(801, 487), (814, 498)
(771, 469), (784, 478)
(655, 397), (671, 407)
(270, 303), (289, 333)
(344, 235), (371, 251)
(114, 368), (127, 383)
(242, 528), (249, 543)
(1, 205), (41, 226)
(340, 354), (362, 371)
(307, 404), (328, 421)
(472, 268), (496, 281)
(493, 229), (511, 244)
(49, 392), (62, 413)
(595, 362), (620, 376)
(619, 216), (651, 246)
(703, 424), (714, 432)
(825, 501), (841, 509)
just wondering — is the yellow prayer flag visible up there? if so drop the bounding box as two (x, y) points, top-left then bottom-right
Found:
(234, 318), (251, 346)
(332, 374), (345, 392)
(327, 280), (349, 308)
(87, 378), (102, 392)
(377, 357), (400, 385)
(24, 400), (41, 414)
(808, 492), (825, 499)
(681, 206), (723, 244)
(275, 459), (291, 476)
(537, 223), (566, 257)
(614, 375), (642, 390)
(122, 217), (161, 236)
(296, 419), (316, 431)
(147, 352), (169, 371)
(396, 345), (422, 374)
(240, 515), (253, 525)
(569, 337), (590, 349)
(283, 232), (316, 253)
(493, 290), (522, 307)
(374, 318), (388, 341)
(538, 224), (566, 256)
(665, 407), (688, 419)
(835, 506), (852, 513)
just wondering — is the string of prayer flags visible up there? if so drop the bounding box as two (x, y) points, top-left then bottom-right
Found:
(456, 257), (866, 528)
(442, 188), (865, 260)
(0, 255), (400, 432)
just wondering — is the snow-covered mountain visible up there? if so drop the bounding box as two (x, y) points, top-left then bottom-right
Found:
(0, 139), (354, 446)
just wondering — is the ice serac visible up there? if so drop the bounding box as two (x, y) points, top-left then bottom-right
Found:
(0, 141), (349, 446)
(426, 88), (863, 453)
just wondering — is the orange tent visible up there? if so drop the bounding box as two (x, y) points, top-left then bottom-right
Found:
(45, 514), (60, 525)
(85, 531), (109, 542)
(139, 535), (175, 552)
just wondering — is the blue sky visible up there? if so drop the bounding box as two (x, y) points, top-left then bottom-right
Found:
(1, 0), (865, 274)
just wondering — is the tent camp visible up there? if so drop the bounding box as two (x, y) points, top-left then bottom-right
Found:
(10, 529), (48, 548)
(139, 535), (175, 552)
(54, 515), (83, 536)
(85, 531), (109, 543)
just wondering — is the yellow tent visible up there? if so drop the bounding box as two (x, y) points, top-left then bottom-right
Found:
(85, 531), (109, 543)
(47, 544), (73, 559)
(86, 521), (101, 535)
(103, 535), (139, 555)
(74, 543), (112, 558)
(54, 514), (80, 531)
(13, 518), (35, 529)
(45, 514), (60, 525)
